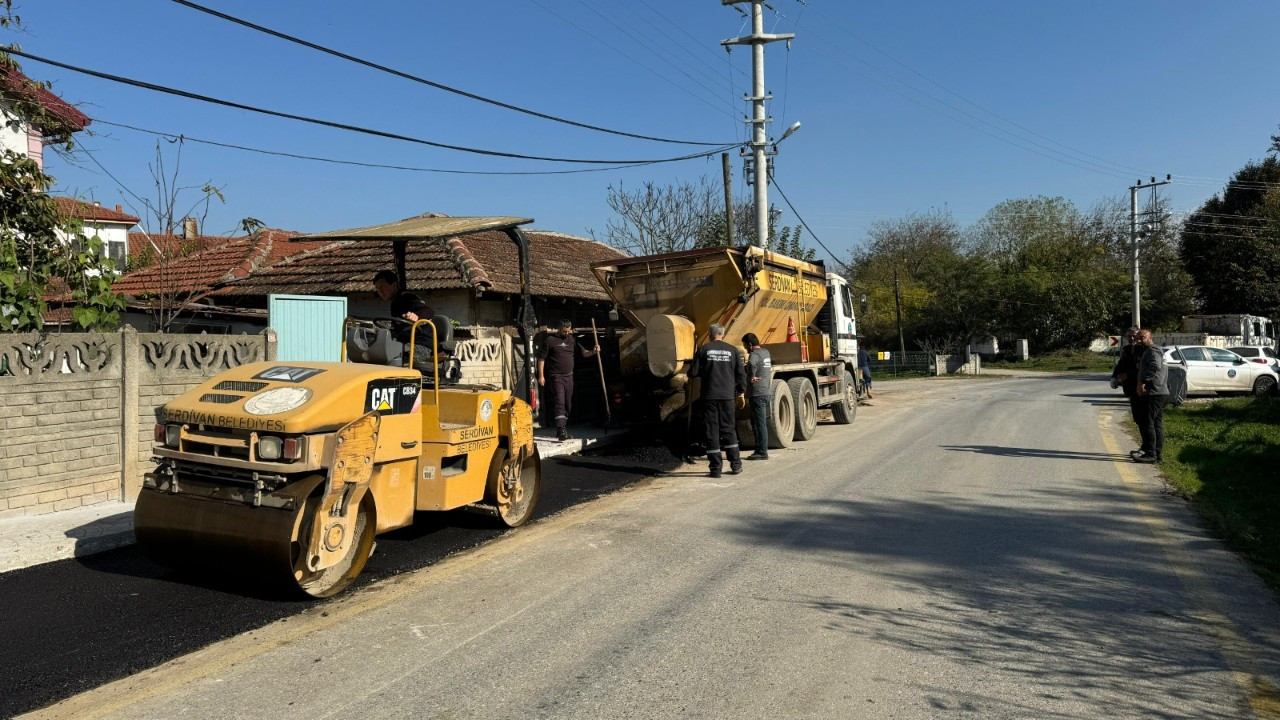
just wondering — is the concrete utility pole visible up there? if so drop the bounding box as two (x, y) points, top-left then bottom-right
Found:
(1129, 175), (1171, 329)
(722, 0), (793, 248)
(722, 152), (734, 246)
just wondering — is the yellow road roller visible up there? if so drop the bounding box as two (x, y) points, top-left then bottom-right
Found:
(135, 216), (545, 597)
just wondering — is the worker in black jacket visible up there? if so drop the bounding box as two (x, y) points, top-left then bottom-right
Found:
(1110, 327), (1144, 444)
(689, 323), (747, 478)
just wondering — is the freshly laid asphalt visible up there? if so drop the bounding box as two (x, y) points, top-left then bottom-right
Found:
(0, 444), (679, 719)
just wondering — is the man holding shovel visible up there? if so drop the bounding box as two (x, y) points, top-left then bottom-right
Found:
(538, 318), (599, 442)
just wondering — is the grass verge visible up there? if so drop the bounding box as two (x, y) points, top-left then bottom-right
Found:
(985, 348), (1116, 373)
(1160, 397), (1280, 590)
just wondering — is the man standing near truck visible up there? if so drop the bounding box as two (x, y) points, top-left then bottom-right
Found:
(689, 323), (747, 478)
(743, 333), (772, 460)
(538, 318), (599, 442)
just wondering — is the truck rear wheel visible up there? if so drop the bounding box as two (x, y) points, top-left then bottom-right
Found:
(831, 370), (857, 425)
(788, 377), (818, 441)
(768, 378), (794, 449)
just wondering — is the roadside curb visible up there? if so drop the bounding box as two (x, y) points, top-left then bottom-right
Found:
(0, 427), (630, 576)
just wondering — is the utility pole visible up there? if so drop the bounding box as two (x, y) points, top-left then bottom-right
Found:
(722, 152), (734, 246)
(894, 267), (906, 357)
(722, 0), (793, 248)
(1129, 175), (1171, 329)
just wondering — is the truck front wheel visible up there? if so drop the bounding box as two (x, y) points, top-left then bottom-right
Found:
(830, 370), (856, 425)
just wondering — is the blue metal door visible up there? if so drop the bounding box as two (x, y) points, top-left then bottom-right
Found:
(269, 294), (348, 362)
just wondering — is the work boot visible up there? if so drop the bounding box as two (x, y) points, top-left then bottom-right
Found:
(729, 463), (743, 475)
(1133, 454), (1157, 464)
(709, 470), (722, 479)
(747, 452), (769, 461)
(557, 427), (570, 442)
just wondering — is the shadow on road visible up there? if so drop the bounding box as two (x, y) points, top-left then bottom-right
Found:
(725, 487), (1266, 719)
(1059, 392), (1130, 407)
(941, 444), (1131, 462)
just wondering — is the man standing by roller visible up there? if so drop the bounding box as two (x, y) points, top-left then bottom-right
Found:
(689, 323), (747, 478)
(743, 333), (773, 461)
(538, 319), (598, 442)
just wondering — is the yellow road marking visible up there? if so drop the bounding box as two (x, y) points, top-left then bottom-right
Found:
(20, 477), (656, 720)
(1098, 411), (1280, 719)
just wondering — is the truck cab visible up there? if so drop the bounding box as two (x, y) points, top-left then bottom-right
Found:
(821, 273), (859, 362)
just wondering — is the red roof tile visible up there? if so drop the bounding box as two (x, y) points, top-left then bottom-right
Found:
(53, 196), (140, 224)
(0, 65), (90, 133)
(111, 229), (330, 298)
(214, 229), (626, 301)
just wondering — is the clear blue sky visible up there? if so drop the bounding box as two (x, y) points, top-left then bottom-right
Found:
(12, 0), (1280, 264)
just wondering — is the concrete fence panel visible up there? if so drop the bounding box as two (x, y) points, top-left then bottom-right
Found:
(0, 328), (274, 516)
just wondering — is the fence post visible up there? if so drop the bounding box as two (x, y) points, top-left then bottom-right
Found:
(119, 325), (140, 501)
(263, 327), (278, 361)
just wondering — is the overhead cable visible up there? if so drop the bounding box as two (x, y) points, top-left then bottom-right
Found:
(8, 49), (735, 165)
(769, 174), (844, 265)
(167, 0), (725, 147)
(92, 118), (727, 175)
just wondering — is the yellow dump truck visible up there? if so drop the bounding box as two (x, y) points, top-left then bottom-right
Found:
(134, 217), (544, 598)
(592, 245), (861, 448)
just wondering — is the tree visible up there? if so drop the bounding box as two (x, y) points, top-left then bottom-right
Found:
(595, 178), (721, 255)
(1086, 195), (1195, 332)
(847, 209), (975, 350)
(1179, 156), (1280, 317)
(969, 197), (1128, 350)
(597, 176), (816, 259)
(1, 12), (123, 332)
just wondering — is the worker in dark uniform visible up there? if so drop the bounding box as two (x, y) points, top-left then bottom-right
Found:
(538, 318), (599, 442)
(373, 270), (434, 371)
(743, 332), (773, 460)
(689, 323), (747, 478)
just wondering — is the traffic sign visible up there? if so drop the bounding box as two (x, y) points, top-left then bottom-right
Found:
(1108, 336), (1121, 348)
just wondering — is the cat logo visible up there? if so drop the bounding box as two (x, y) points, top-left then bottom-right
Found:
(365, 378), (420, 415)
(370, 386), (397, 412)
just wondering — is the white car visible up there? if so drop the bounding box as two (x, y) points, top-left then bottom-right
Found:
(1163, 346), (1279, 396)
(1227, 345), (1280, 373)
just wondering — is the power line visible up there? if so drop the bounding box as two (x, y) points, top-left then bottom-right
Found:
(166, 0), (723, 147)
(804, 4), (1156, 179)
(8, 49), (736, 166)
(805, 44), (1136, 181)
(90, 117), (729, 175)
(769, 174), (843, 265)
(525, 0), (738, 122)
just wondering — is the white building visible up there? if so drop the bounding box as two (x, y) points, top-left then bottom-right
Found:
(52, 197), (140, 271)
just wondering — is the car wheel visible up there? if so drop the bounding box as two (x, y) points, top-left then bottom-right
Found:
(1253, 375), (1277, 397)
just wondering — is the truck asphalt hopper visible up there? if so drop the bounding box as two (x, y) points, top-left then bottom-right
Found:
(134, 216), (541, 598)
(592, 245), (862, 450)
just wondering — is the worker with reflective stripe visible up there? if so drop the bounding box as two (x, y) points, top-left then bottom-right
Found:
(689, 323), (747, 478)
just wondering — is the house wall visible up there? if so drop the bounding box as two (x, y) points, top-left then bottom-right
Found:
(0, 328), (276, 517)
(0, 103), (29, 159)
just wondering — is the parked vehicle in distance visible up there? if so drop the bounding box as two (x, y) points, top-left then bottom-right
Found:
(1162, 345), (1279, 397)
(1227, 345), (1280, 372)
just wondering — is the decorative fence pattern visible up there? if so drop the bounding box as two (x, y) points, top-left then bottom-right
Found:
(0, 328), (275, 518)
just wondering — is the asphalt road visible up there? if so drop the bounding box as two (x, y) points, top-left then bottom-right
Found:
(0, 447), (677, 719)
(14, 375), (1280, 719)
